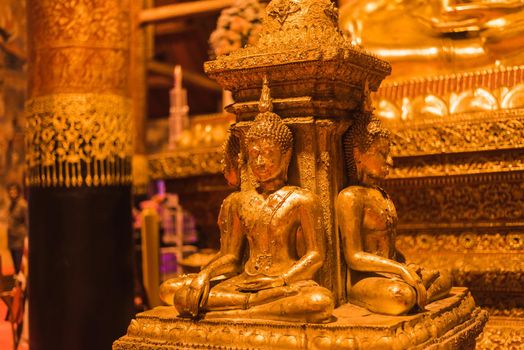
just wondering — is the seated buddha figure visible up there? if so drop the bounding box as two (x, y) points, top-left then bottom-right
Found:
(160, 97), (334, 323)
(336, 115), (452, 315)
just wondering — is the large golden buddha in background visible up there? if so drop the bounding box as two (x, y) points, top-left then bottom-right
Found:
(339, 0), (524, 78)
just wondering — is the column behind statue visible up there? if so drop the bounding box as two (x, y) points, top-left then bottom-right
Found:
(115, 0), (487, 349)
(26, 1), (135, 349)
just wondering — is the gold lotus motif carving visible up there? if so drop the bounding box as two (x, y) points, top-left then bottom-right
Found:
(25, 93), (133, 187)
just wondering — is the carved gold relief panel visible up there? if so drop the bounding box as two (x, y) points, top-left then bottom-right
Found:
(26, 0), (133, 188)
(28, 0), (130, 97)
(25, 94), (133, 187)
(384, 172), (524, 225)
(389, 150), (524, 179)
(385, 110), (524, 157)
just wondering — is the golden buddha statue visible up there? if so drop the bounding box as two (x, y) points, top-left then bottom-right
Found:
(339, 0), (524, 78)
(336, 114), (452, 315)
(160, 86), (334, 323)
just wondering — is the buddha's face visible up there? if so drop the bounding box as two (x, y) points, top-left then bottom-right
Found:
(247, 138), (288, 183)
(354, 137), (393, 182)
(8, 185), (20, 200)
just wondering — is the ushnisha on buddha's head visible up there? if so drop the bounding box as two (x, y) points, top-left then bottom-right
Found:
(245, 111), (293, 189)
(344, 115), (393, 184)
(244, 77), (293, 191)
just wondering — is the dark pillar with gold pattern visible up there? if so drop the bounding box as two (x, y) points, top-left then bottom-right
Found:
(26, 1), (134, 349)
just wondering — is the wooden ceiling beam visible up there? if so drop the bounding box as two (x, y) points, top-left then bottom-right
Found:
(147, 60), (222, 92)
(155, 21), (194, 36)
(139, 0), (234, 25)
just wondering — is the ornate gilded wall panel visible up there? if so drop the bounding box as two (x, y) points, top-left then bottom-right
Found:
(396, 225), (524, 303)
(389, 150), (524, 179)
(384, 172), (524, 226)
(377, 66), (524, 347)
(149, 149), (223, 180)
(477, 317), (524, 350)
(28, 0), (130, 97)
(25, 93), (133, 187)
(386, 110), (524, 157)
(397, 230), (524, 256)
(26, 0), (133, 187)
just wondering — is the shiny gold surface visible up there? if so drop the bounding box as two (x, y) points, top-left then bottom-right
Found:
(141, 207), (161, 308)
(117, 0), (487, 348)
(339, 0), (524, 78)
(375, 65), (524, 122)
(337, 116), (451, 316)
(115, 288), (487, 350)
(25, 93), (133, 187)
(203, 0), (392, 303)
(204, 0), (391, 121)
(147, 113), (233, 180)
(366, 44), (524, 350)
(26, 0), (133, 188)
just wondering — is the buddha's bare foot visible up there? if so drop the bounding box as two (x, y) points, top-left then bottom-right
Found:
(205, 285), (334, 323)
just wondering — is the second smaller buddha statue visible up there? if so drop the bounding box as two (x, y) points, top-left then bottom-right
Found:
(336, 115), (452, 315)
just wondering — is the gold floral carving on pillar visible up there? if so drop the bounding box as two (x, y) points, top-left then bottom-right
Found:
(26, 0), (132, 188)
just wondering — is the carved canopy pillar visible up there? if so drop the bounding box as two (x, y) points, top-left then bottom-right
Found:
(26, 1), (134, 349)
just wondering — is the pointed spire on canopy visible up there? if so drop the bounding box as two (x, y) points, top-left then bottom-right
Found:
(259, 76), (273, 113)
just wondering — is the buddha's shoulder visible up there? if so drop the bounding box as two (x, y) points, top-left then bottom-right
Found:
(337, 185), (371, 202)
(222, 191), (242, 202)
(282, 186), (319, 204)
(220, 191), (243, 208)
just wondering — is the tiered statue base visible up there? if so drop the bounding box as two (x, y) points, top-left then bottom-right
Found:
(114, 288), (487, 350)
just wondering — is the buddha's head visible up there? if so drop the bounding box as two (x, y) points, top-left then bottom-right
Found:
(222, 128), (241, 188)
(7, 183), (21, 201)
(245, 111), (293, 186)
(344, 115), (392, 184)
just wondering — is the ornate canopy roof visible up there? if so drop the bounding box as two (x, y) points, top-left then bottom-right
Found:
(204, 0), (391, 120)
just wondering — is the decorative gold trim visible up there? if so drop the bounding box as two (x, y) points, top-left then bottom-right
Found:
(397, 231), (524, 254)
(477, 317), (524, 350)
(25, 93), (133, 187)
(148, 148), (223, 180)
(400, 251), (524, 293)
(28, 0), (130, 98)
(389, 150), (524, 179)
(383, 171), (524, 225)
(115, 288), (487, 350)
(379, 65), (524, 100)
(386, 109), (524, 157)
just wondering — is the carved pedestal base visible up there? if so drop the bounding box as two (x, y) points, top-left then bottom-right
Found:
(114, 288), (487, 350)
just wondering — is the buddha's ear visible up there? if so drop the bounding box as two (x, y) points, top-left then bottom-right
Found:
(353, 146), (363, 164)
(282, 148), (293, 167)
